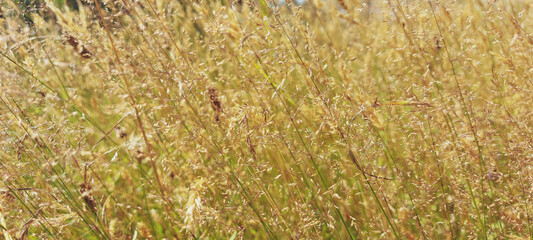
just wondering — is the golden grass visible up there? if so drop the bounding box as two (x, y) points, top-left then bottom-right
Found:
(1, 0), (532, 239)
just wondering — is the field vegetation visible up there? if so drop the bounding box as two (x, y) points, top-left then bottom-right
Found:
(0, 0), (532, 239)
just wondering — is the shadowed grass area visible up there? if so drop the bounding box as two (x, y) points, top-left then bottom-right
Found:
(1, 0), (532, 239)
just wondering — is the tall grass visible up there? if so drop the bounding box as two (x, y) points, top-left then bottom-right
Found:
(1, 0), (532, 239)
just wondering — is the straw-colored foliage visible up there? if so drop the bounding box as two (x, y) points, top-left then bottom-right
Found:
(1, 0), (532, 238)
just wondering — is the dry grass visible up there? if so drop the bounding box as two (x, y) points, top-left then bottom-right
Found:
(1, 0), (532, 239)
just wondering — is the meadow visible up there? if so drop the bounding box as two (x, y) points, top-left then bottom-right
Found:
(0, 0), (532, 239)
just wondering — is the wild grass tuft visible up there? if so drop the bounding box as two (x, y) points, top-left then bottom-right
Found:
(1, 0), (532, 239)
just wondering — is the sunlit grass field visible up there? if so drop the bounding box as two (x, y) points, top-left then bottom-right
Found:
(1, 0), (532, 239)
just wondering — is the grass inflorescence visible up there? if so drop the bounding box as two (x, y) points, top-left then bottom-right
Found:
(0, 0), (532, 239)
